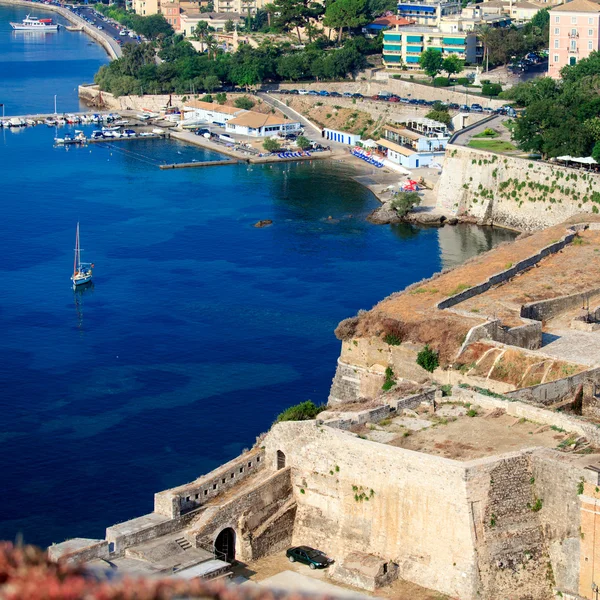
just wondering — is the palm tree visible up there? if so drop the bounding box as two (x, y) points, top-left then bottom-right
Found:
(205, 33), (218, 59)
(477, 25), (492, 73)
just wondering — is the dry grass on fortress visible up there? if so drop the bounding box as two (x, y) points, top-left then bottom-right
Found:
(459, 229), (600, 326)
(382, 408), (572, 460)
(337, 219), (600, 368)
(457, 342), (584, 387)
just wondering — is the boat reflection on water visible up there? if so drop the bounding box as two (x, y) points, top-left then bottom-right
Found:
(73, 281), (94, 332)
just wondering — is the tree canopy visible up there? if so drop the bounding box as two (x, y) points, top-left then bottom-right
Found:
(95, 36), (370, 96)
(324, 0), (369, 43)
(419, 48), (443, 79)
(503, 52), (600, 158)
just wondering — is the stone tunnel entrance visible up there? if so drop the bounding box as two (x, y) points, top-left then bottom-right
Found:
(277, 450), (286, 470)
(215, 527), (236, 563)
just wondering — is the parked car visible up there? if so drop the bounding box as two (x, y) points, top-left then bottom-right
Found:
(298, 89), (310, 95)
(319, 90), (330, 96)
(470, 103), (483, 112)
(448, 102), (460, 110)
(278, 89), (290, 94)
(289, 89), (299, 95)
(388, 96), (400, 102)
(330, 91), (341, 97)
(308, 90), (319, 96)
(194, 128), (210, 136)
(483, 107), (494, 113)
(342, 92), (353, 98)
(459, 104), (470, 111)
(286, 546), (333, 569)
(352, 93), (363, 99)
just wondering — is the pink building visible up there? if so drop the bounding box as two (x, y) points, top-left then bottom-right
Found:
(549, 0), (600, 79)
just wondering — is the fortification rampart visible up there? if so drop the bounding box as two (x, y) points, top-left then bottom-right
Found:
(154, 448), (265, 518)
(437, 145), (600, 231)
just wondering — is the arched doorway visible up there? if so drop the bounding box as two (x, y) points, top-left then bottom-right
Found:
(215, 528), (235, 563)
(277, 450), (286, 470)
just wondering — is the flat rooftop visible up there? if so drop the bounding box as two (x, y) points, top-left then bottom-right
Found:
(351, 402), (593, 460)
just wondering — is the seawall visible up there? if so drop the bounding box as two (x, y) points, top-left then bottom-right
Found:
(0, 0), (120, 59)
(437, 144), (600, 231)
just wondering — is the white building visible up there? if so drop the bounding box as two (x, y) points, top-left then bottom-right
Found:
(323, 128), (362, 145)
(376, 122), (449, 169)
(225, 112), (302, 137)
(183, 100), (244, 125)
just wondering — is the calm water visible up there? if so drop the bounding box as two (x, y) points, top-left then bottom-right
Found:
(0, 5), (108, 115)
(0, 11), (517, 547)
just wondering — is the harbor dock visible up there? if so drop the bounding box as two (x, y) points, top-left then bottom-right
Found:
(160, 159), (238, 169)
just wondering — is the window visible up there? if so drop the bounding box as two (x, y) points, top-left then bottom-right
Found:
(239, 467), (243, 473)
(554, 27), (559, 34)
(590, 40), (594, 49)
(590, 17), (594, 24)
(571, 39), (577, 50)
(572, 16), (577, 24)
(554, 39), (559, 48)
(204, 489), (208, 496)
(555, 15), (560, 23)
(570, 56), (577, 65)
(222, 478), (226, 484)
(572, 28), (578, 35)
(213, 483), (217, 490)
(590, 29), (594, 36)
(554, 54), (559, 62)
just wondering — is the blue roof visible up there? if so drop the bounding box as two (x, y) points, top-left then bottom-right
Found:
(398, 3), (436, 11)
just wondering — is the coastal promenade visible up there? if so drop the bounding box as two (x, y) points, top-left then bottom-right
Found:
(0, 0), (121, 58)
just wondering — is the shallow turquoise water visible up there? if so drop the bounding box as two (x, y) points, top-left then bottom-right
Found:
(0, 9), (517, 547)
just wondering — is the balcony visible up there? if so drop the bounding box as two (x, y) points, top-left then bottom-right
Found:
(568, 31), (579, 38)
(568, 46), (579, 53)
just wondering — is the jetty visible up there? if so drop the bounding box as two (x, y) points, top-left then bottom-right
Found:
(160, 159), (238, 169)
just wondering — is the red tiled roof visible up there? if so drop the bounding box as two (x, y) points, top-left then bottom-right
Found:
(372, 16), (414, 26)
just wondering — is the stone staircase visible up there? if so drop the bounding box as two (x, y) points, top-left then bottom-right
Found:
(175, 537), (192, 551)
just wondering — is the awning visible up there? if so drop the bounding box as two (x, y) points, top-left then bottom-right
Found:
(362, 139), (378, 148)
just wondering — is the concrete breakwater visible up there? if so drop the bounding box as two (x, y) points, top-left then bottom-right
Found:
(0, 0), (121, 59)
(436, 144), (600, 231)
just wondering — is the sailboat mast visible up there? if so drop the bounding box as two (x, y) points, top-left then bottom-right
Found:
(74, 223), (80, 275)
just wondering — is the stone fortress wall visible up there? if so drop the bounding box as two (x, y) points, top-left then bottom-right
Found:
(437, 144), (600, 231)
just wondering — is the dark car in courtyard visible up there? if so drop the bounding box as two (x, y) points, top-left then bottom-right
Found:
(286, 546), (333, 569)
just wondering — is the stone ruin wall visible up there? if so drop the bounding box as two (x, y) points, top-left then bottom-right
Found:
(263, 421), (479, 599)
(263, 419), (592, 600)
(437, 145), (600, 231)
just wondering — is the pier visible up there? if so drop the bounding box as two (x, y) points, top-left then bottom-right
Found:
(160, 159), (238, 169)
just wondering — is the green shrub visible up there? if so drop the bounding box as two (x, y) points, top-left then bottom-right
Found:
(296, 135), (311, 151)
(433, 77), (450, 87)
(263, 137), (281, 153)
(382, 366), (396, 391)
(276, 400), (325, 422)
(457, 77), (470, 85)
(416, 345), (439, 372)
(234, 95), (255, 110)
(391, 191), (421, 217)
(482, 83), (502, 97)
(383, 333), (402, 346)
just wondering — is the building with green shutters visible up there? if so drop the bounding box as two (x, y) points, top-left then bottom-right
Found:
(383, 25), (478, 68)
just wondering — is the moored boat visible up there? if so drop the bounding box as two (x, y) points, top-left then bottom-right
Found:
(10, 15), (59, 31)
(71, 223), (94, 287)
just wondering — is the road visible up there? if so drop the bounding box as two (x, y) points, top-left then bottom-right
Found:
(74, 6), (140, 49)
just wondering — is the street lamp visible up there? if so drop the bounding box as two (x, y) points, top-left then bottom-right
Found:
(592, 582), (599, 600)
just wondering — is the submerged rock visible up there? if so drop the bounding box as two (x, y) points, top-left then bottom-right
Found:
(254, 219), (273, 228)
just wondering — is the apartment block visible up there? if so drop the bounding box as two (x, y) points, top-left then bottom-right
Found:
(397, 0), (461, 24)
(382, 24), (477, 67)
(549, 0), (600, 78)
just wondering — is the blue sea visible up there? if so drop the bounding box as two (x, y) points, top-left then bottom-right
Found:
(0, 6), (516, 548)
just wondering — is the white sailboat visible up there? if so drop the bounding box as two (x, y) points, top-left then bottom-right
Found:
(71, 223), (94, 287)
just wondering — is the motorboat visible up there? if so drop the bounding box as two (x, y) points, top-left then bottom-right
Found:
(10, 15), (59, 31)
